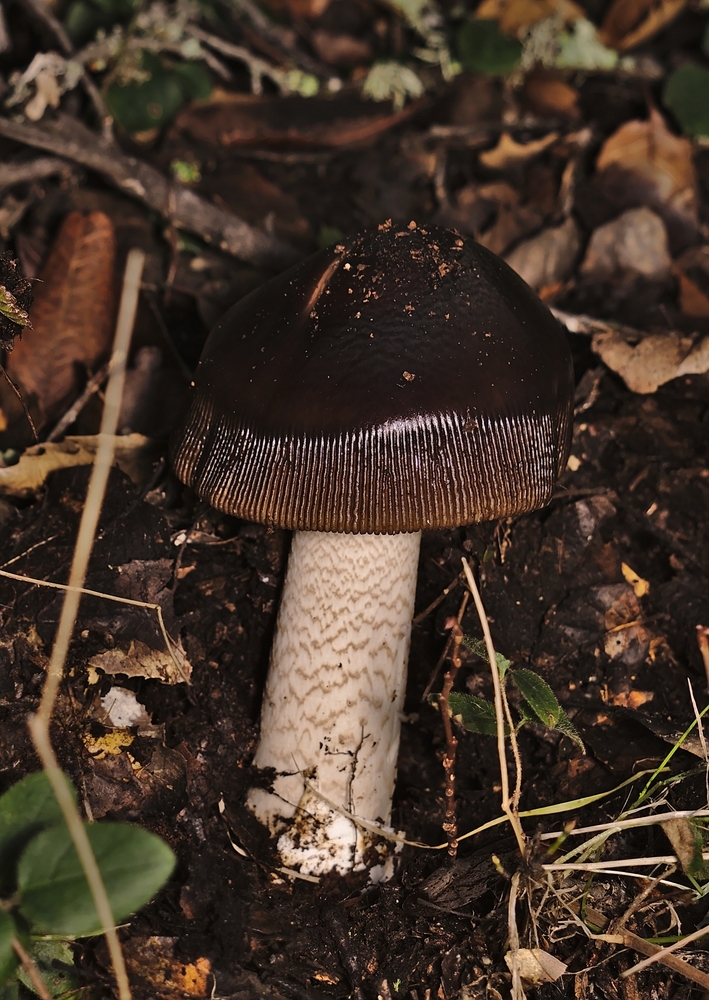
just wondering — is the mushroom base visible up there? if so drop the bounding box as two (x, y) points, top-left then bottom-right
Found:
(247, 529), (422, 876)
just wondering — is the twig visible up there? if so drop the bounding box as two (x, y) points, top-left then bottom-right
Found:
(11, 937), (51, 1000)
(225, 0), (324, 76)
(696, 626), (709, 691)
(622, 923), (709, 983)
(45, 361), (110, 442)
(19, 0), (113, 138)
(0, 156), (75, 193)
(0, 114), (300, 270)
(437, 608), (466, 857)
(0, 364), (38, 441)
(187, 25), (288, 94)
(26, 249), (145, 1000)
(507, 872), (526, 1000)
(461, 557), (527, 858)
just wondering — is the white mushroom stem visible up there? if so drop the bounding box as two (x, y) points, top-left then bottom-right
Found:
(247, 529), (422, 876)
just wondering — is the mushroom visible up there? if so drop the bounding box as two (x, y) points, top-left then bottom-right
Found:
(171, 222), (574, 876)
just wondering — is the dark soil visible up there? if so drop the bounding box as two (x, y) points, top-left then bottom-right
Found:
(1, 9), (709, 995)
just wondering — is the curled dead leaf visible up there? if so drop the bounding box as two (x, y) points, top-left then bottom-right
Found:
(6, 211), (116, 426)
(600, 0), (687, 52)
(0, 433), (161, 497)
(479, 131), (559, 170)
(595, 108), (699, 251)
(504, 948), (567, 985)
(592, 328), (709, 393)
(475, 0), (584, 35)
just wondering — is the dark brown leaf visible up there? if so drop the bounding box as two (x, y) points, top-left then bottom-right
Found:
(6, 210), (116, 425)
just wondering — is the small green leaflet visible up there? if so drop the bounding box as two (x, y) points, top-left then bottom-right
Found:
(512, 669), (584, 750)
(446, 692), (507, 736)
(461, 635), (511, 678)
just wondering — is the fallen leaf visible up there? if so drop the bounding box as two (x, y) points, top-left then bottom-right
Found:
(592, 328), (709, 393)
(262, 0), (331, 17)
(523, 70), (579, 118)
(600, 0), (687, 52)
(662, 817), (706, 876)
(595, 108), (699, 251)
(6, 211), (116, 426)
(175, 90), (424, 150)
(124, 936), (211, 997)
(82, 729), (135, 759)
(580, 207), (671, 283)
(673, 245), (709, 317)
(90, 637), (191, 685)
(504, 948), (567, 985)
(621, 562), (650, 597)
(505, 216), (581, 290)
(479, 131), (558, 169)
(475, 0), (583, 35)
(0, 434), (161, 497)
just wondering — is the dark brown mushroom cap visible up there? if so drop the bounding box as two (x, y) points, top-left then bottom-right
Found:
(171, 223), (574, 533)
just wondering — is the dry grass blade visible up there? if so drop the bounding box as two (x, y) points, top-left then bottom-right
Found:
(461, 557), (526, 856)
(26, 248), (145, 1000)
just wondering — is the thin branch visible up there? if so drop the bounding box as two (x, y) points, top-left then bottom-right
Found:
(27, 249), (145, 1000)
(0, 114), (300, 270)
(46, 361), (109, 442)
(0, 364), (38, 441)
(0, 156), (75, 193)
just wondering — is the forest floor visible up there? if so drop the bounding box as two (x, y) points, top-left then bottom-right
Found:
(1, 1), (709, 998)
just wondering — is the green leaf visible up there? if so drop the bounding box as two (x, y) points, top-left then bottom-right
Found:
(0, 772), (75, 893)
(461, 636), (511, 677)
(0, 911), (17, 985)
(17, 823), (175, 936)
(173, 60), (213, 100)
(447, 692), (506, 736)
(0, 982), (18, 1000)
(456, 19), (522, 76)
(553, 708), (585, 752)
(664, 64), (709, 139)
(106, 51), (211, 134)
(511, 669), (560, 728)
(17, 940), (77, 998)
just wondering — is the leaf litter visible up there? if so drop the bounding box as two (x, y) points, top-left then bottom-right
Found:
(1, 0), (709, 996)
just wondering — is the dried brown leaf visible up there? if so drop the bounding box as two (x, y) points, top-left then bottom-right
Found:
(523, 71), (579, 119)
(479, 131), (558, 170)
(175, 91), (424, 150)
(6, 211), (116, 424)
(595, 108), (699, 250)
(475, 0), (584, 34)
(600, 0), (687, 52)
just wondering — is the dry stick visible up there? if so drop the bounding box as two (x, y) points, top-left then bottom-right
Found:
(461, 557), (527, 857)
(46, 361), (110, 442)
(437, 601), (467, 857)
(11, 937), (51, 1000)
(696, 626), (709, 691)
(0, 156), (75, 193)
(26, 248), (145, 1000)
(622, 923), (709, 982)
(0, 115), (300, 270)
(0, 364), (38, 442)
